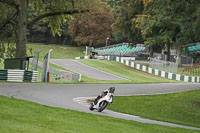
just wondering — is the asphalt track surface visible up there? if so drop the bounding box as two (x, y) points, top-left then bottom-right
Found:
(0, 83), (200, 130)
(50, 59), (127, 81)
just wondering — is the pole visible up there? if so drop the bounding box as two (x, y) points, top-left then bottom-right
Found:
(106, 37), (109, 47)
(41, 49), (53, 82)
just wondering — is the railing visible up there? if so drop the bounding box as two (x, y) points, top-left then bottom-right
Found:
(37, 61), (81, 82)
(180, 64), (200, 76)
(48, 66), (81, 82)
(149, 58), (178, 74)
(112, 56), (199, 83)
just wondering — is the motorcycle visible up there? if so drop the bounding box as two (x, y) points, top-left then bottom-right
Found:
(89, 91), (114, 112)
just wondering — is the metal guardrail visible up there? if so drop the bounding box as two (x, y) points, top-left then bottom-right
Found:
(48, 66), (81, 82)
(149, 58), (178, 74)
(37, 61), (81, 82)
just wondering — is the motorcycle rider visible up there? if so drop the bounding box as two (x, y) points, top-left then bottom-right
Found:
(94, 87), (115, 105)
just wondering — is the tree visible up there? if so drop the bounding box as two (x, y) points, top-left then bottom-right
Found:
(68, 2), (113, 46)
(113, 0), (144, 43)
(134, 0), (200, 63)
(134, 0), (177, 61)
(0, 0), (91, 58)
(103, 0), (126, 43)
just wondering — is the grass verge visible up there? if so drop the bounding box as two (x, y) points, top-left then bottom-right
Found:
(0, 95), (199, 133)
(108, 90), (200, 128)
(79, 60), (178, 83)
(27, 43), (85, 61)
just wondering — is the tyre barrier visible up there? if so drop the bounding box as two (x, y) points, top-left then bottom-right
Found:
(0, 69), (38, 82)
(112, 56), (200, 83)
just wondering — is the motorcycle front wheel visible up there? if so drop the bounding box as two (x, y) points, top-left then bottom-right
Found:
(98, 101), (108, 112)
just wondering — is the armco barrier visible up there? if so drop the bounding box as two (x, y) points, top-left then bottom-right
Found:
(108, 56), (200, 83)
(48, 66), (81, 82)
(0, 69), (38, 82)
(75, 56), (90, 60)
(36, 60), (81, 82)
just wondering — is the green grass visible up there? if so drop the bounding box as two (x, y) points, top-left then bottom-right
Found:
(0, 95), (199, 133)
(108, 90), (200, 128)
(80, 75), (126, 84)
(27, 43), (85, 61)
(79, 60), (177, 83)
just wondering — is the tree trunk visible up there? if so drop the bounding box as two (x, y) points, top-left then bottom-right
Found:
(164, 43), (170, 61)
(16, 0), (27, 58)
(176, 46), (182, 66)
(149, 45), (153, 58)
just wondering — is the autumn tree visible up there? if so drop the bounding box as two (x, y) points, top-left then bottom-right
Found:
(0, 0), (91, 58)
(104, 0), (128, 43)
(68, 2), (113, 46)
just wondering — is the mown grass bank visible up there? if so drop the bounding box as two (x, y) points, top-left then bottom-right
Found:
(108, 90), (200, 128)
(0, 95), (199, 133)
(27, 44), (85, 61)
(79, 60), (177, 83)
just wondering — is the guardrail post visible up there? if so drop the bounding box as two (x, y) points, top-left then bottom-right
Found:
(41, 49), (53, 82)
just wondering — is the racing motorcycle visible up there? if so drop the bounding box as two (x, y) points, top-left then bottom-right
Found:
(89, 87), (115, 112)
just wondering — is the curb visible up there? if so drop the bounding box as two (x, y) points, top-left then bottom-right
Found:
(111, 56), (200, 83)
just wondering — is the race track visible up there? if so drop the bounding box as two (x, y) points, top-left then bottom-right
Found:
(0, 83), (200, 130)
(50, 59), (127, 81)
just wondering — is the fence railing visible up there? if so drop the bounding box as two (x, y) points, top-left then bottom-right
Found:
(109, 56), (199, 83)
(179, 64), (200, 76)
(37, 61), (81, 82)
(149, 58), (178, 74)
(48, 66), (81, 82)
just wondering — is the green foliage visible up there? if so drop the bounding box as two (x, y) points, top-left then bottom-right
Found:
(0, 42), (33, 63)
(0, 0), (93, 57)
(113, 0), (144, 43)
(0, 3), (16, 42)
(29, 0), (91, 36)
(134, 0), (200, 47)
(0, 42), (15, 62)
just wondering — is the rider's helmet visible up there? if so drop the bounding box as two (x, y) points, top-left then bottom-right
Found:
(109, 87), (115, 93)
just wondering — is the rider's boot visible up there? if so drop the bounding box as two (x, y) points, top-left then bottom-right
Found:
(94, 98), (98, 105)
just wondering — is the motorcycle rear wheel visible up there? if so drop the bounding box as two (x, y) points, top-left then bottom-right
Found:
(89, 103), (95, 111)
